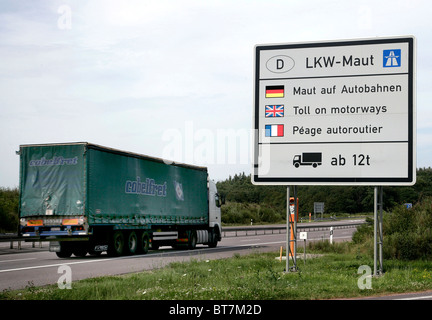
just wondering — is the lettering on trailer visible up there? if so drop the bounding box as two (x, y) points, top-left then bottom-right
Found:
(125, 176), (167, 197)
(29, 156), (78, 166)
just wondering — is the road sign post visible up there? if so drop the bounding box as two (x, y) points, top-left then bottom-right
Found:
(330, 226), (334, 244)
(314, 202), (324, 220)
(253, 36), (416, 276)
(252, 36), (416, 186)
(286, 186), (298, 272)
(374, 186), (384, 276)
(300, 231), (308, 265)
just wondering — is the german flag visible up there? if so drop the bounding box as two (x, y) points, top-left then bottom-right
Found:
(265, 85), (284, 98)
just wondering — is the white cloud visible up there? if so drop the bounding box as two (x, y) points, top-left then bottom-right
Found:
(0, 0), (431, 187)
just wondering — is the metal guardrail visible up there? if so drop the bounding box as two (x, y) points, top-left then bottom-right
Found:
(1, 220), (366, 250)
(0, 234), (44, 250)
(222, 221), (366, 237)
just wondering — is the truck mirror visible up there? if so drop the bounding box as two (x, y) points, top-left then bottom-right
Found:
(215, 193), (225, 207)
(220, 194), (226, 205)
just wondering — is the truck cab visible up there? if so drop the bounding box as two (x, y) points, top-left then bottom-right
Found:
(208, 179), (222, 246)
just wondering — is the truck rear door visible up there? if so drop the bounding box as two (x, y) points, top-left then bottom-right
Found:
(19, 143), (86, 236)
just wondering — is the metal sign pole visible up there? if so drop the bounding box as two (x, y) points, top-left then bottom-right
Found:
(379, 186), (384, 275)
(374, 187), (377, 276)
(374, 186), (384, 276)
(286, 186), (290, 273)
(293, 186), (297, 271)
(285, 185), (298, 272)
(286, 186), (298, 273)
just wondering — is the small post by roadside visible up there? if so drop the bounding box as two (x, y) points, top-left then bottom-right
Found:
(330, 227), (334, 244)
(300, 232), (307, 265)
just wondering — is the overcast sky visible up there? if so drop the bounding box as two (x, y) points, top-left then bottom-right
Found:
(1, 0), (431, 188)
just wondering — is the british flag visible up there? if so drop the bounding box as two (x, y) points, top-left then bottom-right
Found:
(265, 105), (284, 117)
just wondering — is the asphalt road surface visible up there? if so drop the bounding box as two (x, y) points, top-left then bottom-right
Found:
(2, 220), (430, 300)
(0, 221), (355, 291)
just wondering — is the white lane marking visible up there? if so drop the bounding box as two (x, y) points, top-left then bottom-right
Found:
(0, 233), (351, 274)
(0, 258), (36, 263)
(0, 258), (120, 273)
(396, 295), (432, 300)
(0, 241), (285, 274)
(240, 238), (262, 242)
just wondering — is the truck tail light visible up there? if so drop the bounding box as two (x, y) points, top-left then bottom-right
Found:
(27, 219), (43, 226)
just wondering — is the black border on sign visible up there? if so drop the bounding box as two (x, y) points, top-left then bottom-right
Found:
(252, 37), (415, 185)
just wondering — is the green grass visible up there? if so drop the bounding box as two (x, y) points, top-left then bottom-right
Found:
(2, 244), (432, 300)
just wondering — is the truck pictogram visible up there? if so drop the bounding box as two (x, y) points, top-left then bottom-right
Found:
(293, 152), (322, 168)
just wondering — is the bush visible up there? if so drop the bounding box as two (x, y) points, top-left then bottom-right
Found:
(0, 188), (19, 233)
(259, 207), (283, 223)
(383, 198), (432, 260)
(351, 197), (432, 260)
(221, 202), (284, 225)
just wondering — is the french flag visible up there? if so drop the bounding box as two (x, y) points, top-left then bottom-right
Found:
(265, 124), (284, 137)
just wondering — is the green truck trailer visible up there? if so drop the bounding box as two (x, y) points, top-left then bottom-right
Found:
(17, 142), (222, 258)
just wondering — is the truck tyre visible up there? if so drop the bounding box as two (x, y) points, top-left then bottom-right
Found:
(56, 243), (72, 258)
(73, 248), (88, 257)
(126, 231), (138, 255)
(188, 230), (197, 250)
(140, 232), (150, 254)
(72, 242), (88, 257)
(208, 229), (219, 248)
(56, 250), (72, 258)
(108, 230), (124, 256)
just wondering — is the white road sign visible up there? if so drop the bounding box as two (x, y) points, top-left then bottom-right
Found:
(252, 37), (416, 185)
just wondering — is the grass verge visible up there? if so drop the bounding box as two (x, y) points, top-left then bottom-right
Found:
(2, 244), (432, 300)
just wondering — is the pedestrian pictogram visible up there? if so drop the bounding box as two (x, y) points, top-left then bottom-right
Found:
(383, 49), (401, 67)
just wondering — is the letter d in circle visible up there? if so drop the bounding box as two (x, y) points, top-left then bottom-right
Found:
(266, 55), (295, 73)
(277, 59), (284, 70)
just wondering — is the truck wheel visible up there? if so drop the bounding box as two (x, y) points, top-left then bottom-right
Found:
(140, 232), (150, 254)
(208, 229), (219, 248)
(188, 230), (197, 250)
(56, 242), (72, 258)
(108, 231), (124, 256)
(72, 242), (88, 257)
(126, 231), (138, 255)
(56, 244), (73, 258)
(56, 251), (72, 258)
(73, 248), (88, 257)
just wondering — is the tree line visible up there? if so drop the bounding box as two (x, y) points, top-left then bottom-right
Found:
(0, 187), (19, 233)
(1, 168), (431, 232)
(216, 168), (432, 220)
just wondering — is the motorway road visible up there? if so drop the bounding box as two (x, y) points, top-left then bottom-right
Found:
(0, 221), (355, 292)
(2, 220), (432, 300)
